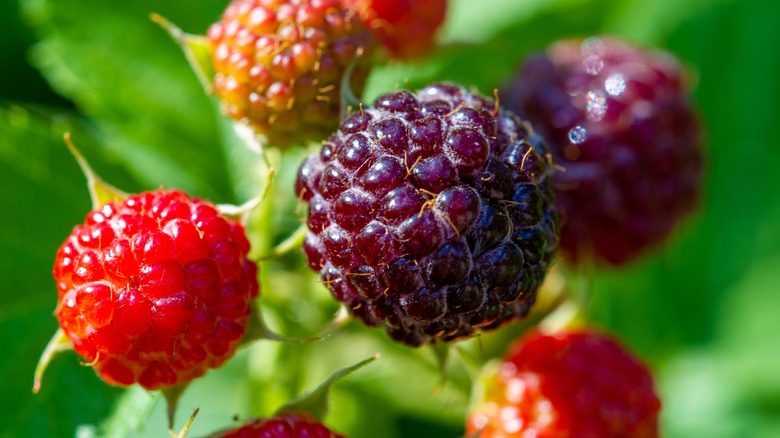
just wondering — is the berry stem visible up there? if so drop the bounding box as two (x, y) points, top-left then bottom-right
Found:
(537, 265), (590, 333)
(255, 223), (307, 260)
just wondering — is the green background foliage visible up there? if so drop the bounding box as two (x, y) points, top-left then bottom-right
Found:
(1, 0), (779, 436)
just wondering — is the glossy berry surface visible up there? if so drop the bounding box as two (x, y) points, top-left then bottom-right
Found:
(53, 189), (259, 390)
(296, 83), (558, 346)
(210, 413), (344, 438)
(502, 37), (703, 265)
(467, 330), (660, 438)
(347, 0), (447, 59)
(207, 0), (376, 148)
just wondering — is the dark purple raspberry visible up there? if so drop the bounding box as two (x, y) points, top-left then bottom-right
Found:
(501, 37), (703, 265)
(296, 83), (558, 346)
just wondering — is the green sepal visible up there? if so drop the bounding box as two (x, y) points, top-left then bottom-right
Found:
(32, 328), (73, 394)
(429, 341), (451, 393)
(216, 196), (261, 227)
(64, 133), (127, 209)
(339, 60), (364, 121)
(170, 408), (199, 438)
(275, 354), (379, 421)
(150, 13), (215, 93)
(162, 383), (194, 435)
(239, 301), (323, 346)
(255, 223), (307, 261)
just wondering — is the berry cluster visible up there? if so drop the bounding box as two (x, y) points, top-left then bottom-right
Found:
(296, 83), (558, 346)
(502, 37), (703, 264)
(38, 0), (708, 435)
(53, 189), (258, 389)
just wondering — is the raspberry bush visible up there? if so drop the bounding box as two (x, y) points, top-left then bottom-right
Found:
(4, 0), (780, 437)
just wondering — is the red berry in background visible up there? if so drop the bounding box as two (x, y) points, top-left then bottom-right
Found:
(467, 329), (660, 438)
(296, 83), (558, 346)
(347, 0), (447, 59)
(501, 36), (704, 265)
(52, 189), (259, 390)
(207, 0), (376, 148)
(209, 413), (344, 438)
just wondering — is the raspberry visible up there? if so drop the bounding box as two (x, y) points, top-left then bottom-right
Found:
(207, 0), (376, 148)
(209, 413), (344, 437)
(295, 83), (558, 346)
(347, 0), (447, 59)
(467, 330), (660, 437)
(52, 189), (259, 390)
(501, 37), (703, 265)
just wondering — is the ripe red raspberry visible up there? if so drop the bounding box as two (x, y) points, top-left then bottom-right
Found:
(207, 0), (376, 148)
(52, 189), (259, 390)
(467, 330), (660, 437)
(346, 0), (447, 59)
(501, 37), (704, 265)
(209, 413), (344, 437)
(295, 83), (558, 346)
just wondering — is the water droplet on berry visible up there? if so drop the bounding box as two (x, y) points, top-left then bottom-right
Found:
(568, 125), (587, 144)
(582, 55), (603, 75)
(605, 73), (626, 96)
(586, 90), (607, 121)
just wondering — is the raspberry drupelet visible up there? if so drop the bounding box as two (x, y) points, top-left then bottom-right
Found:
(53, 189), (259, 390)
(296, 83), (559, 346)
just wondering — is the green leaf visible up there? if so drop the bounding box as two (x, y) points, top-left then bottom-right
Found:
(0, 105), (135, 437)
(660, 253), (780, 437)
(21, 0), (239, 202)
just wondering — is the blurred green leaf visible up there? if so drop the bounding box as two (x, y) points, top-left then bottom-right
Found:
(661, 252), (780, 438)
(21, 0), (237, 201)
(0, 105), (137, 437)
(603, 0), (725, 44)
